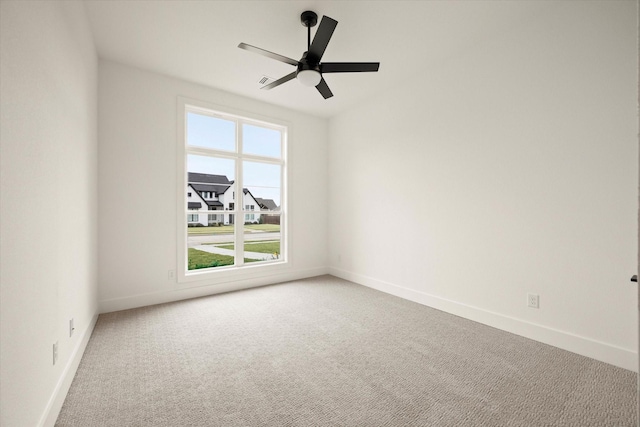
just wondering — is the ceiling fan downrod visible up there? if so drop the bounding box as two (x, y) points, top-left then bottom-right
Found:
(301, 10), (318, 50)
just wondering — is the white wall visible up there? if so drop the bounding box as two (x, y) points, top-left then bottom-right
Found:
(328, 1), (638, 371)
(0, 1), (99, 426)
(98, 61), (328, 311)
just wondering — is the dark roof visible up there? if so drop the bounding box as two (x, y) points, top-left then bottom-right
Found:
(188, 172), (231, 185)
(242, 188), (259, 202)
(188, 202), (202, 209)
(255, 198), (278, 210)
(205, 200), (223, 207)
(190, 183), (230, 195)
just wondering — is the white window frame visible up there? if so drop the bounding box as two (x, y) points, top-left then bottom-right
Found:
(176, 97), (289, 285)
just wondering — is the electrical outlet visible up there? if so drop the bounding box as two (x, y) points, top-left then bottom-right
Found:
(168, 270), (175, 280)
(527, 293), (540, 309)
(53, 341), (58, 365)
(69, 318), (75, 338)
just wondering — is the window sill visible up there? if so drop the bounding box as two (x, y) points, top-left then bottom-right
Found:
(177, 259), (289, 287)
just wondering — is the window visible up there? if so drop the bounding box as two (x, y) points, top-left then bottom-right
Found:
(187, 213), (199, 222)
(187, 192), (192, 197)
(178, 99), (287, 279)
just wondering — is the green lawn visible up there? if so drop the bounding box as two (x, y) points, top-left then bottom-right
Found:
(188, 248), (234, 270)
(188, 248), (269, 269)
(245, 224), (280, 232)
(187, 224), (280, 235)
(187, 225), (234, 235)
(216, 241), (280, 254)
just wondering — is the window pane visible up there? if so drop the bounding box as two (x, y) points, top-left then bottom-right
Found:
(188, 155), (235, 214)
(242, 124), (281, 158)
(244, 214), (281, 264)
(187, 214), (235, 270)
(243, 161), (281, 218)
(187, 112), (235, 152)
(182, 104), (287, 277)
(187, 155), (236, 271)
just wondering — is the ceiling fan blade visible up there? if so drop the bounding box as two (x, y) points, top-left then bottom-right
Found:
(238, 43), (298, 66)
(315, 77), (333, 99)
(307, 16), (338, 62)
(261, 72), (296, 90)
(321, 62), (380, 73)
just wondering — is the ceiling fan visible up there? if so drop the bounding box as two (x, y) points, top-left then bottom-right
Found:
(238, 11), (380, 99)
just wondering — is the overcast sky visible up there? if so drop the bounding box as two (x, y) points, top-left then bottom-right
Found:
(187, 112), (282, 205)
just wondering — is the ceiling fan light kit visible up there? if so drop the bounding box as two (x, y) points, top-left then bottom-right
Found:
(297, 69), (322, 87)
(238, 10), (380, 99)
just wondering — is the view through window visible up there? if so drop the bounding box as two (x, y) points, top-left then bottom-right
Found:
(184, 107), (285, 272)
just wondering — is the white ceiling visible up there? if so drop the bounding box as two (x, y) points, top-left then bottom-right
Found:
(84, 0), (551, 119)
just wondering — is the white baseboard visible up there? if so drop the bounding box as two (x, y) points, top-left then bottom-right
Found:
(329, 267), (638, 373)
(39, 313), (99, 427)
(99, 267), (329, 313)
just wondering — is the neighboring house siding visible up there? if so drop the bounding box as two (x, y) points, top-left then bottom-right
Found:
(187, 185), (208, 226)
(243, 190), (260, 223)
(187, 179), (249, 225)
(222, 186), (234, 224)
(187, 174), (276, 225)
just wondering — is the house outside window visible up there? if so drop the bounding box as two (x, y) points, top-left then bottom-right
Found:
(187, 212), (199, 222)
(178, 98), (287, 282)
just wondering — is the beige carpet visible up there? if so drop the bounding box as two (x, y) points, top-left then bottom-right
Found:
(57, 275), (637, 426)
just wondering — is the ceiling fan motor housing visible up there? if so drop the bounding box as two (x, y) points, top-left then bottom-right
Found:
(297, 52), (320, 73)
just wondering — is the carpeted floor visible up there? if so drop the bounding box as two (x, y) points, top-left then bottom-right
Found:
(56, 275), (637, 426)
